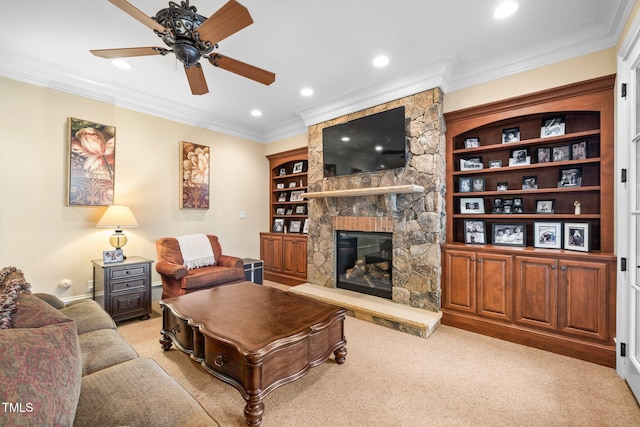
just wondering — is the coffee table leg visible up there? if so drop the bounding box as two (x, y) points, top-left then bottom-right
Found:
(244, 399), (264, 426)
(334, 346), (347, 364)
(159, 333), (173, 351)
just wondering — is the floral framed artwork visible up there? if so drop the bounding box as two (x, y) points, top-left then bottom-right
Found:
(67, 117), (115, 206)
(180, 141), (210, 209)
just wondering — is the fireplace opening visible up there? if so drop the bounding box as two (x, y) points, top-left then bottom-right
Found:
(336, 230), (392, 299)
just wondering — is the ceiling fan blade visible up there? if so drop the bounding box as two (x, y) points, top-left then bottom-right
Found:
(185, 63), (209, 95)
(90, 47), (167, 58)
(195, 0), (254, 44)
(209, 54), (275, 86)
(108, 0), (166, 33)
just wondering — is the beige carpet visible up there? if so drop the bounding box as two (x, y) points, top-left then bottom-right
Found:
(118, 302), (640, 427)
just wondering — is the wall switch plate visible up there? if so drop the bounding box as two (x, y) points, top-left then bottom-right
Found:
(239, 210), (247, 219)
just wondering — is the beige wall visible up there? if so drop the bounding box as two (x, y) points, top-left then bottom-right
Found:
(0, 77), (269, 298)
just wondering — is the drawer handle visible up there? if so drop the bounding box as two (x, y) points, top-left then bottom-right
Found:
(172, 324), (180, 335)
(214, 353), (227, 367)
(126, 283), (131, 287)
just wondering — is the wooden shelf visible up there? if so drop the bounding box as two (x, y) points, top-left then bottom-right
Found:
(303, 184), (425, 199)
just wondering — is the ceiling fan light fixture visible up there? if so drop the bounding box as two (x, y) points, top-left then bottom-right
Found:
(251, 110), (263, 117)
(373, 55), (389, 67)
(300, 88), (314, 97)
(173, 43), (202, 66)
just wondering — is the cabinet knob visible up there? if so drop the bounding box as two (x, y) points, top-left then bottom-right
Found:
(477, 258), (483, 262)
(551, 265), (557, 270)
(560, 265), (567, 271)
(470, 258), (475, 262)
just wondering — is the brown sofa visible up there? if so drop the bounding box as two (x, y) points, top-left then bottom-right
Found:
(156, 235), (244, 298)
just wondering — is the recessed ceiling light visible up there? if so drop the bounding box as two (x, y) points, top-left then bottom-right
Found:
(341, 136), (350, 142)
(251, 110), (262, 117)
(493, 1), (518, 19)
(373, 55), (389, 67)
(375, 145), (383, 152)
(300, 87), (314, 97)
(112, 59), (131, 70)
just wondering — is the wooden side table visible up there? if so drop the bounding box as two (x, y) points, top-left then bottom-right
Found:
(92, 256), (153, 322)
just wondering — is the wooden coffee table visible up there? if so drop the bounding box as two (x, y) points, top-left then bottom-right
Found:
(159, 282), (347, 426)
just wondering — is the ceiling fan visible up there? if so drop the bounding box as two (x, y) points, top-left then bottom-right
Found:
(90, 0), (275, 95)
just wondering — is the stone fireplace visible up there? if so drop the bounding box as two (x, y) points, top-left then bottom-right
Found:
(305, 88), (446, 313)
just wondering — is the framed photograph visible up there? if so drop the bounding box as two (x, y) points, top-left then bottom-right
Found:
(275, 207), (286, 215)
(558, 168), (582, 187)
(460, 157), (483, 171)
(552, 145), (571, 162)
(289, 220), (302, 233)
(292, 161), (304, 174)
(272, 218), (284, 233)
(509, 148), (530, 166)
(278, 192), (287, 202)
(537, 147), (551, 163)
(295, 205), (306, 215)
(459, 177), (473, 193)
(492, 198), (503, 214)
(68, 117), (116, 206)
(289, 182), (297, 188)
(302, 219), (309, 234)
(536, 199), (555, 213)
(279, 167), (287, 176)
(276, 183), (285, 189)
(290, 190), (305, 202)
(460, 197), (485, 214)
(464, 137), (480, 148)
(571, 141), (588, 160)
(502, 127), (520, 143)
(489, 160), (502, 168)
(541, 116), (565, 138)
(472, 177), (485, 192)
(534, 222), (562, 249)
(522, 176), (538, 190)
(464, 220), (486, 244)
(496, 181), (508, 191)
(180, 141), (210, 209)
(103, 249), (124, 264)
(492, 223), (526, 246)
(285, 207), (293, 215)
(564, 222), (590, 252)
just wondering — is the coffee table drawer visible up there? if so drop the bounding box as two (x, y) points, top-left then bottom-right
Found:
(204, 338), (245, 383)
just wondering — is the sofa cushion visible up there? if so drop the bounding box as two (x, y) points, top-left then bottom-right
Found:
(75, 357), (219, 427)
(78, 328), (139, 376)
(182, 265), (245, 290)
(60, 299), (116, 334)
(33, 292), (65, 309)
(0, 295), (82, 427)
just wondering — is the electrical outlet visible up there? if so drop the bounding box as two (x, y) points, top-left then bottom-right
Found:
(86, 280), (94, 292)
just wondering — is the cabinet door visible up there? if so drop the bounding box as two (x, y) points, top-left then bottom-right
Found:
(261, 235), (283, 273)
(557, 259), (608, 341)
(443, 249), (476, 313)
(476, 252), (512, 321)
(283, 237), (306, 277)
(514, 256), (557, 330)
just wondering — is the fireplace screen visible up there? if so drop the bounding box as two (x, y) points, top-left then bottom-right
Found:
(336, 231), (392, 299)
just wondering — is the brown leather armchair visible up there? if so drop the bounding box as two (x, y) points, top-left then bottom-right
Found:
(156, 235), (244, 299)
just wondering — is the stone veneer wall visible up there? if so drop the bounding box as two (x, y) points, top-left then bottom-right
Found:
(306, 88), (446, 312)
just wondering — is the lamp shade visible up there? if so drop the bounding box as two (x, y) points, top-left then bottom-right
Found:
(96, 205), (139, 228)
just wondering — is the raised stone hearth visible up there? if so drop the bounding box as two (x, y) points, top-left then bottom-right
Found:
(305, 88), (446, 314)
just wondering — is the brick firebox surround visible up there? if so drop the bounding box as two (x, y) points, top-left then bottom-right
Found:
(305, 88), (446, 313)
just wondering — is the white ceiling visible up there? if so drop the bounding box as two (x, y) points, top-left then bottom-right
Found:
(0, 1), (632, 143)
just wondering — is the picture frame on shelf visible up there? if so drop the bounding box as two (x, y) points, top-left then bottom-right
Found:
(512, 197), (524, 213)
(534, 222), (562, 249)
(276, 183), (285, 189)
(537, 147), (551, 163)
(564, 222), (590, 252)
(571, 141), (588, 160)
(464, 220), (486, 244)
(289, 220), (302, 233)
(496, 181), (508, 191)
(279, 167), (287, 176)
(295, 205), (306, 215)
(278, 192), (287, 202)
(275, 207), (286, 215)
(536, 199), (555, 213)
(289, 182), (297, 188)
(103, 249), (124, 264)
(292, 161), (304, 174)
(502, 199), (513, 214)
(285, 207), (293, 215)
(472, 177), (485, 192)
(509, 148), (530, 166)
(290, 190), (305, 202)
(464, 137), (480, 148)
(459, 177), (473, 192)
(540, 116), (565, 138)
(492, 198), (503, 214)
(558, 168), (582, 187)
(460, 157), (483, 171)
(489, 160), (502, 168)
(522, 176), (538, 190)
(492, 223), (526, 246)
(460, 197), (485, 214)
(502, 127), (520, 143)
(272, 218), (284, 233)
(552, 145), (571, 162)
(302, 219), (309, 234)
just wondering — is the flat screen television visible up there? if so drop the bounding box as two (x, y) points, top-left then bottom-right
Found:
(322, 106), (407, 177)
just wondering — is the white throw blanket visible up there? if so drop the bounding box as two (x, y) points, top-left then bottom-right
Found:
(176, 234), (216, 270)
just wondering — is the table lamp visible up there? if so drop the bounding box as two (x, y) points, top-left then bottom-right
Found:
(96, 205), (139, 257)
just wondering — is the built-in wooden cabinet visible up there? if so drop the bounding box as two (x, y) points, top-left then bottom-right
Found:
(260, 147), (308, 285)
(442, 75), (617, 367)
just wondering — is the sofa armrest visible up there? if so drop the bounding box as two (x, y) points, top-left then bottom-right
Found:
(218, 255), (243, 269)
(156, 261), (188, 280)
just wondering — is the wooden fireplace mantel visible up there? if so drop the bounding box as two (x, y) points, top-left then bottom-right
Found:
(302, 185), (425, 199)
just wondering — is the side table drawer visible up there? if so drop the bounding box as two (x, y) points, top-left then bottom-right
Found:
(111, 278), (146, 293)
(110, 290), (148, 319)
(109, 265), (148, 280)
